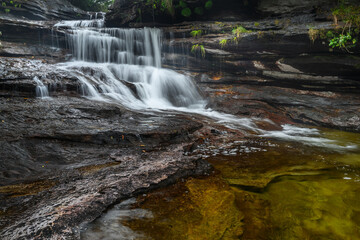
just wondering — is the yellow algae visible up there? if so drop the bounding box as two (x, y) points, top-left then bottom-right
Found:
(124, 176), (244, 240)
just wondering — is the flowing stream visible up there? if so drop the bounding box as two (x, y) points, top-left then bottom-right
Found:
(52, 17), (360, 240)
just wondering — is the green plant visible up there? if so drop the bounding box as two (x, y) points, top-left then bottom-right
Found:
(191, 44), (205, 58)
(205, 0), (213, 10)
(232, 26), (251, 42)
(219, 39), (228, 48)
(190, 30), (202, 38)
(329, 31), (357, 51)
(181, 7), (191, 17)
(254, 22), (260, 27)
(308, 27), (320, 43)
(329, 1), (360, 52)
(178, 0), (187, 8)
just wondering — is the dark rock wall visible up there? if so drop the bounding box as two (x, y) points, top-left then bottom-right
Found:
(106, 0), (337, 27)
(0, 0), (88, 20)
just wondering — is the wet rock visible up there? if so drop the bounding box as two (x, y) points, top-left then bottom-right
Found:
(0, 144), (210, 239)
(0, 91), (208, 239)
(256, 0), (334, 16)
(161, 20), (360, 132)
(0, 0), (87, 20)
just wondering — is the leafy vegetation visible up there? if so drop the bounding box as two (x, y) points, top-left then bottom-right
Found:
(146, 0), (214, 18)
(1, 0), (22, 14)
(232, 25), (251, 42)
(219, 39), (228, 48)
(191, 44), (206, 57)
(204, 0), (212, 10)
(329, 1), (360, 52)
(181, 7), (191, 17)
(308, 27), (320, 43)
(190, 30), (202, 38)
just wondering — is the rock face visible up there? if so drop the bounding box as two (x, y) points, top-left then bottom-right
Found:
(0, 0), (87, 20)
(106, 0), (336, 27)
(106, 0), (214, 27)
(256, 0), (333, 15)
(160, 19), (360, 132)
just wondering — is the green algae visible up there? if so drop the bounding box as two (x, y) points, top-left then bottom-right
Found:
(263, 173), (360, 240)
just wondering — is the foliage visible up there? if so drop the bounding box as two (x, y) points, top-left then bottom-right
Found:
(232, 26), (251, 42)
(181, 7), (191, 17)
(147, 0), (214, 18)
(328, 31), (357, 50)
(147, 0), (174, 16)
(308, 27), (320, 43)
(1, 0), (22, 14)
(191, 44), (205, 58)
(329, 1), (360, 53)
(190, 30), (202, 38)
(219, 39), (227, 48)
(204, 0), (213, 10)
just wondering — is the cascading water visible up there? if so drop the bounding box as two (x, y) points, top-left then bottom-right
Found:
(33, 76), (50, 98)
(53, 17), (358, 150)
(55, 20), (204, 110)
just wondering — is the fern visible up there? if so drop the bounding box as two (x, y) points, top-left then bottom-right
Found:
(219, 39), (228, 48)
(191, 44), (206, 58)
(190, 30), (202, 38)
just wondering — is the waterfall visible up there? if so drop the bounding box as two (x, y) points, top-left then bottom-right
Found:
(33, 76), (50, 98)
(52, 17), (358, 150)
(56, 19), (204, 109)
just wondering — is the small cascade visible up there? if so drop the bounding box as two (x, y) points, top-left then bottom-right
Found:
(33, 76), (50, 98)
(56, 18), (203, 109)
(67, 28), (162, 67)
(55, 12), (105, 28)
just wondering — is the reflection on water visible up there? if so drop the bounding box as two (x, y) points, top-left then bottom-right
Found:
(81, 128), (360, 240)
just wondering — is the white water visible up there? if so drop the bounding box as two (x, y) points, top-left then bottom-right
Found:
(53, 18), (358, 151)
(55, 12), (105, 28)
(33, 76), (50, 98)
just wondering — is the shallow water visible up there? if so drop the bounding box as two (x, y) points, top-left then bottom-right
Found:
(81, 128), (360, 240)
